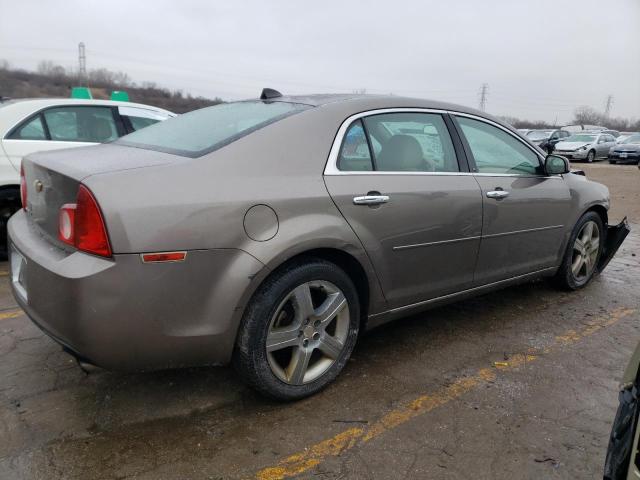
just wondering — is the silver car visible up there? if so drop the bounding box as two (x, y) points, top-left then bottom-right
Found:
(555, 132), (618, 162)
(8, 91), (629, 399)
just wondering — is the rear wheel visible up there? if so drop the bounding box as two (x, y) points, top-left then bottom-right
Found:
(587, 150), (596, 163)
(233, 259), (360, 400)
(609, 159), (617, 165)
(554, 211), (604, 290)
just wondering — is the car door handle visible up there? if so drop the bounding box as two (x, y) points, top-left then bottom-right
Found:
(486, 190), (510, 199)
(353, 195), (390, 205)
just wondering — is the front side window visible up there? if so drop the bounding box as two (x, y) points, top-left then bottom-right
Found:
(117, 101), (310, 157)
(43, 106), (118, 143)
(7, 115), (46, 140)
(456, 116), (541, 175)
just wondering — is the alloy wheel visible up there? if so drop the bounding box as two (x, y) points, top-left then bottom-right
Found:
(571, 220), (600, 281)
(266, 280), (349, 385)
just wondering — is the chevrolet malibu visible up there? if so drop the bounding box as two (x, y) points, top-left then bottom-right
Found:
(8, 90), (629, 400)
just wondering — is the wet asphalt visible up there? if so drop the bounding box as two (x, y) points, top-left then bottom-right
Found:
(0, 163), (639, 479)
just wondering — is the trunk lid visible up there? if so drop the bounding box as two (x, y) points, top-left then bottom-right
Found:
(22, 143), (181, 243)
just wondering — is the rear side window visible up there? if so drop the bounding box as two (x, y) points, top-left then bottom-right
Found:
(118, 106), (172, 132)
(337, 112), (459, 173)
(7, 115), (46, 140)
(43, 106), (119, 143)
(337, 120), (373, 171)
(117, 101), (311, 157)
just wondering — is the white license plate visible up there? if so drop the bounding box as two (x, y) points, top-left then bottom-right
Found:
(619, 153), (628, 158)
(10, 245), (28, 301)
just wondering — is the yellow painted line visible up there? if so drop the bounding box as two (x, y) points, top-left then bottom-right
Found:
(255, 306), (636, 480)
(0, 309), (23, 320)
(0, 270), (9, 277)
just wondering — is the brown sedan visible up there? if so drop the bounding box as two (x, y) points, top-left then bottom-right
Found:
(8, 90), (628, 399)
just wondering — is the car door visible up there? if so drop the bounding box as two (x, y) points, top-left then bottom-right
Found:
(604, 135), (616, 156)
(2, 105), (122, 173)
(324, 111), (483, 309)
(453, 114), (572, 285)
(595, 134), (609, 157)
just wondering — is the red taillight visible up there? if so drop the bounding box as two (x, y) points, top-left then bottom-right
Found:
(20, 163), (27, 210)
(58, 185), (112, 257)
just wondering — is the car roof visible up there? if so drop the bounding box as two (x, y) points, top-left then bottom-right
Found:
(268, 93), (510, 128)
(0, 97), (174, 113)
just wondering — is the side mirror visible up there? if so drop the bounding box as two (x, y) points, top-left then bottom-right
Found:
(545, 154), (570, 175)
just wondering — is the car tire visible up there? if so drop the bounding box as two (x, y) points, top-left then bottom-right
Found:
(604, 385), (640, 480)
(0, 188), (22, 260)
(233, 258), (360, 401)
(587, 150), (596, 163)
(553, 211), (604, 290)
(609, 160), (617, 164)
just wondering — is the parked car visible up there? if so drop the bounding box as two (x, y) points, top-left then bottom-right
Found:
(8, 91), (629, 400)
(609, 134), (640, 165)
(617, 132), (640, 144)
(0, 98), (175, 255)
(604, 341), (640, 479)
(525, 129), (571, 153)
(554, 132), (617, 162)
(517, 128), (532, 136)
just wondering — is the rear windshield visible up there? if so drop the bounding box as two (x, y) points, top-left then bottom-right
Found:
(526, 130), (552, 141)
(116, 100), (311, 157)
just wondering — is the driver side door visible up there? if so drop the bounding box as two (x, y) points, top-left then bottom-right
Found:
(453, 115), (572, 285)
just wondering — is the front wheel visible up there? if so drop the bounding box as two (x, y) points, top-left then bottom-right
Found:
(554, 211), (604, 290)
(233, 259), (360, 400)
(587, 150), (596, 163)
(609, 159), (617, 164)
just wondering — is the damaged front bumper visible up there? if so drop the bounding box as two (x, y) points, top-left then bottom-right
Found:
(598, 217), (630, 274)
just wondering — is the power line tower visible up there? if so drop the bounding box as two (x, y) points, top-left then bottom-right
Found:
(479, 83), (489, 111)
(78, 42), (86, 84)
(604, 94), (614, 117)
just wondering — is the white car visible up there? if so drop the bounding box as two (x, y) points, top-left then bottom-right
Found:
(0, 98), (175, 254)
(553, 132), (617, 163)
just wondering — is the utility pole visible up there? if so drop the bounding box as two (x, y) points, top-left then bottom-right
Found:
(479, 83), (489, 112)
(78, 42), (86, 84)
(604, 94), (614, 117)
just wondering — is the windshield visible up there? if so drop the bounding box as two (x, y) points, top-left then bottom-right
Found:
(526, 130), (552, 141)
(117, 100), (311, 157)
(564, 134), (596, 143)
(623, 135), (640, 144)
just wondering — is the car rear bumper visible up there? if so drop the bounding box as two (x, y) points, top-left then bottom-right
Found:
(8, 210), (266, 371)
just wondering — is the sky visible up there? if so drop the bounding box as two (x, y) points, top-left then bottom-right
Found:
(1, 0), (639, 124)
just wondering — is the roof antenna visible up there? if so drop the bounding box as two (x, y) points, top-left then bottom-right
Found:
(260, 88), (282, 100)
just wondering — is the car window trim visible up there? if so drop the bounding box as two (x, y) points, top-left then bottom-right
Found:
(326, 108), (468, 175)
(324, 108), (549, 177)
